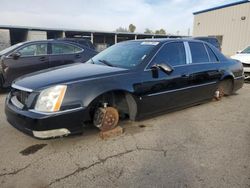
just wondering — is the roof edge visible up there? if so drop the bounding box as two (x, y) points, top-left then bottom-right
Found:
(193, 0), (250, 15)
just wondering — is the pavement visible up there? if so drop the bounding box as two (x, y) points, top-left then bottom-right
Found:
(0, 85), (249, 188)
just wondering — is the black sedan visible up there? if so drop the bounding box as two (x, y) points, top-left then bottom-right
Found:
(0, 39), (97, 88)
(5, 39), (244, 139)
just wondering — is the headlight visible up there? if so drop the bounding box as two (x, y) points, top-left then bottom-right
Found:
(34, 85), (67, 112)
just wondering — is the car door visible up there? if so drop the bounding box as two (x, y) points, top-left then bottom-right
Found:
(3, 42), (49, 86)
(136, 41), (193, 116)
(48, 42), (84, 67)
(185, 42), (222, 103)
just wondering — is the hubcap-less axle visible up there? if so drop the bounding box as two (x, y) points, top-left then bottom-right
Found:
(93, 107), (119, 131)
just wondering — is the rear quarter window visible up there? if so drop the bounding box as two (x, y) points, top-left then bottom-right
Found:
(52, 43), (82, 55)
(205, 44), (219, 62)
(189, 42), (209, 63)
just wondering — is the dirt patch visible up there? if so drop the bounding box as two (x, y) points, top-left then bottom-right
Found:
(138, 125), (146, 128)
(20, 144), (47, 156)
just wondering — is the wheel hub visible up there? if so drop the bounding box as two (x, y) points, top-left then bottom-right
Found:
(93, 107), (119, 131)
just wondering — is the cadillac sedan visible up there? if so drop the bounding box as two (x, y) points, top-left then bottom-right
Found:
(5, 39), (244, 139)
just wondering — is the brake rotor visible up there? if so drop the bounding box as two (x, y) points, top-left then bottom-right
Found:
(93, 107), (119, 131)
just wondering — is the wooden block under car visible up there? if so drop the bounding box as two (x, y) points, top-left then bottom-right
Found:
(99, 126), (124, 140)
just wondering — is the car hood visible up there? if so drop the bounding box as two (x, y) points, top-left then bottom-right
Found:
(231, 54), (250, 64)
(13, 63), (128, 91)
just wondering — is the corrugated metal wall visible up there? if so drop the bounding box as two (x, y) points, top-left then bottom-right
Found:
(193, 3), (250, 56)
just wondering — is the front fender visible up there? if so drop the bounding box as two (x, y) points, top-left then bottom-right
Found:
(64, 76), (136, 108)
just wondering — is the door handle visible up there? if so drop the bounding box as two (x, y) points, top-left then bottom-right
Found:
(39, 56), (46, 61)
(181, 73), (189, 77)
(75, 54), (81, 58)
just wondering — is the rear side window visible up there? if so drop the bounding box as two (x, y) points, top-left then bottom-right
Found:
(52, 43), (82, 55)
(189, 42), (209, 63)
(205, 44), (218, 62)
(152, 42), (186, 67)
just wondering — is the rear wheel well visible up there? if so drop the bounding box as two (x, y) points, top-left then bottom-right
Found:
(221, 75), (234, 90)
(220, 76), (234, 95)
(88, 91), (137, 121)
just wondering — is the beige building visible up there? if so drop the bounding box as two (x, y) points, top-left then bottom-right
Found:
(193, 0), (250, 56)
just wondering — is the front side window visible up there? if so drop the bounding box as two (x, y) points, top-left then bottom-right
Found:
(189, 42), (209, 63)
(52, 43), (82, 55)
(241, 46), (250, 54)
(152, 42), (186, 67)
(18, 43), (47, 56)
(0, 43), (24, 56)
(90, 41), (157, 68)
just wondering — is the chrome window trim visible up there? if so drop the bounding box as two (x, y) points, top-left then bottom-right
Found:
(144, 41), (188, 71)
(144, 62), (218, 72)
(184, 41), (192, 64)
(203, 43), (211, 62)
(146, 81), (217, 97)
(12, 84), (33, 92)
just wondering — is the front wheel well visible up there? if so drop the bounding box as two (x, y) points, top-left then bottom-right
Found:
(88, 90), (137, 121)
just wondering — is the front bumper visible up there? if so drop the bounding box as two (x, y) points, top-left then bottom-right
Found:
(5, 97), (90, 139)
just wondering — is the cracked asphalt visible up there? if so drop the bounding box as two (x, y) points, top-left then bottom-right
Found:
(0, 85), (250, 188)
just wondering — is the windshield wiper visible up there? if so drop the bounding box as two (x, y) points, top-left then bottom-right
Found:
(90, 58), (95, 64)
(98, 59), (114, 67)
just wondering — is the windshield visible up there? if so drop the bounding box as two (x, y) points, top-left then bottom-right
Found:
(0, 42), (24, 56)
(89, 41), (158, 68)
(241, 46), (250, 54)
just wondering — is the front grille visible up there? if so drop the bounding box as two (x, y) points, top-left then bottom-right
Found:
(11, 89), (30, 106)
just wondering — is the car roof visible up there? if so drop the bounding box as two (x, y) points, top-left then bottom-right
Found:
(18, 39), (89, 48)
(121, 38), (205, 44)
(19, 38), (206, 47)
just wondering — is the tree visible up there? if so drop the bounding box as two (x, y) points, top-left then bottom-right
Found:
(115, 27), (128, 32)
(128, 24), (136, 33)
(155, 28), (166, 35)
(144, 28), (153, 34)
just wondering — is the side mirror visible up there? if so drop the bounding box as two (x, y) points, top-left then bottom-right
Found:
(151, 63), (173, 75)
(11, 52), (21, 60)
(236, 50), (242, 54)
(158, 63), (173, 74)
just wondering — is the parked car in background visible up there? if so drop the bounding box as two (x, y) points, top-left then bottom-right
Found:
(57, 38), (96, 50)
(5, 39), (244, 139)
(0, 39), (97, 88)
(231, 45), (250, 79)
(194, 37), (221, 51)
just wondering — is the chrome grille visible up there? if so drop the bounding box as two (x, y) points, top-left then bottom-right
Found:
(11, 89), (30, 105)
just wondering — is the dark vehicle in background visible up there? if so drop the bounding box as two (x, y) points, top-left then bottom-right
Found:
(0, 39), (97, 88)
(5, 39), (244, 139)
(194, 37), (221, 51)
